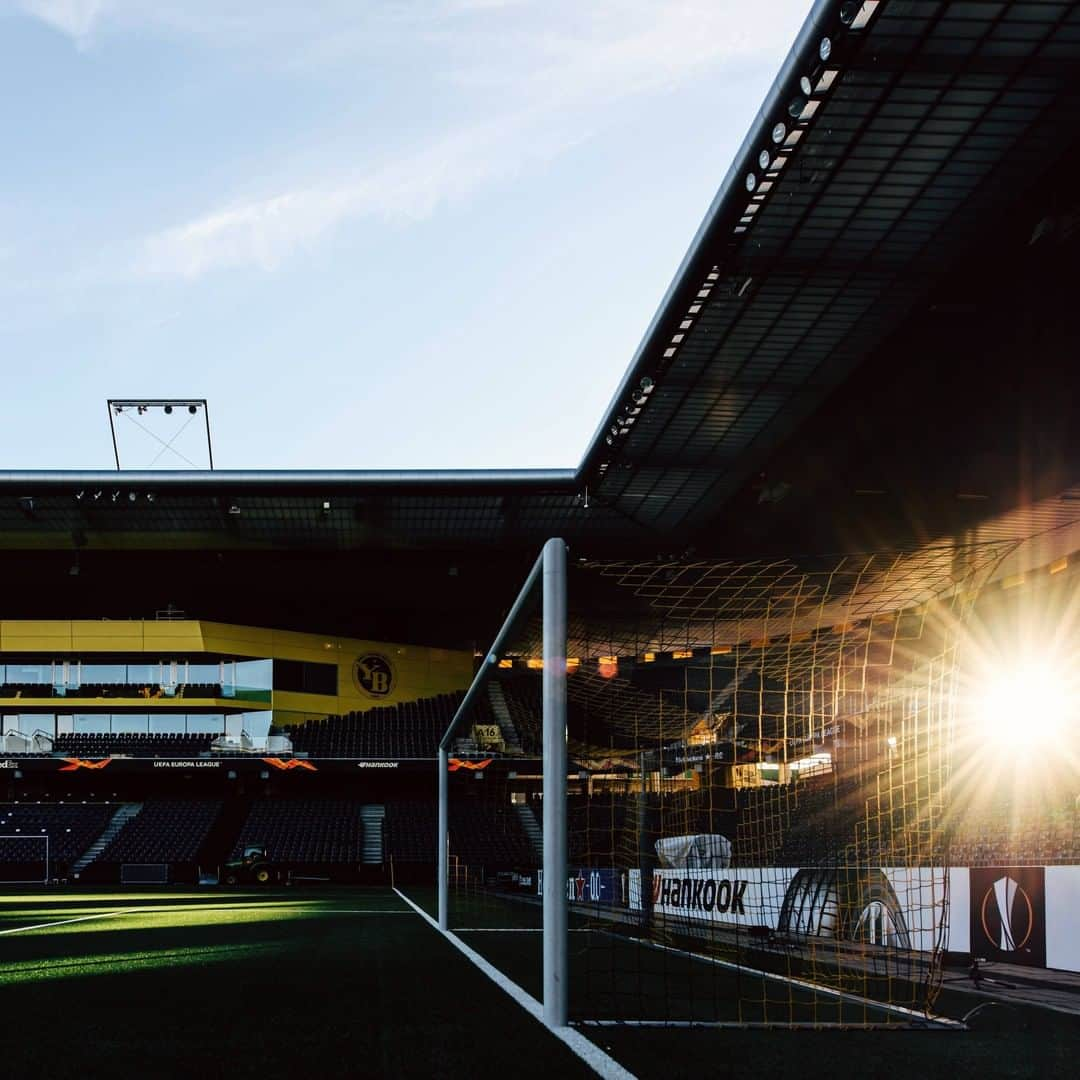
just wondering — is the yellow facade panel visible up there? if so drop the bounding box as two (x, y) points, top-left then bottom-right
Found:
(142, 622), (206, 652)
(0, 695), (271, 710)
(2, 621), (73, 651)
(69, 621), (147, 652)
(199, 622), (275, 658)
(0, 618), (473, 720)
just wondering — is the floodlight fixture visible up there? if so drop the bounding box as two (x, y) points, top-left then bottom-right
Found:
(758, 149), (771, 170)
(973, 657), (1074, 754)
(772, 122), (787, 143)
(819, 36), (832, 61)
(106, 398), (213, 470)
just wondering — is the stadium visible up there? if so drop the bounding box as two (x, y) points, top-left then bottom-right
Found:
(2, 1), (1080, 1076)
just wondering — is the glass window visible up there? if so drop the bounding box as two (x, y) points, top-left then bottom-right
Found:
(272, 659), (336, 695)
(240, 711), (272, 738)
(111, 714), (149, 734)
(236, 659), (272, 691)
(8, 664), (51, 684)
(149, 714), (182, 734)
(73, 713), (111, 734)
(84, 664), (126, 685)
(19, 713), (49, 735)
(126, 664), (160, 687)
(187, 714), (225, 735)
(188, 663), (221, 686)
(55, 715), (74, 735)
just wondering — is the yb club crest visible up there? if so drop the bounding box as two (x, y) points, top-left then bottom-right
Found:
(354, 653), (394, 698)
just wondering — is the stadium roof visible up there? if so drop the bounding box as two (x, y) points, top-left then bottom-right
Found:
(1, 0), (1078, 565)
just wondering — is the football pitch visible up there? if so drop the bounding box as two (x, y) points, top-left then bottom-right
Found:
(1, 888), (1078, 1079)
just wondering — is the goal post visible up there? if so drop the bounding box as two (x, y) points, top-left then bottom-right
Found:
(431, 538), (1010, 1036)
(437, 536), (568, 1028)
(541, 537), (567, 1028)
(0, 835), (50, 884)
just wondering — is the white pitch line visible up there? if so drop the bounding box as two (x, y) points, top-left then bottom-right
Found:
(261, 909), (417, 915)
(608, 932), (964, 1029)
(0, 909), (132, 937)
(0, 905), (415, 939)
(393, 888), (636, 1080)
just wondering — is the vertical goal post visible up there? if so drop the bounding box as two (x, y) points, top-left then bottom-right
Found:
(438, 537), (568, 1029)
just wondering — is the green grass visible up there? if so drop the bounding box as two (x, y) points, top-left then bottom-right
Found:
(0, 887), (594, 1080)
(2, 887), (1079, 1079)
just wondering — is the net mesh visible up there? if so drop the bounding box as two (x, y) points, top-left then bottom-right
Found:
(444, 542), (1013, 1027)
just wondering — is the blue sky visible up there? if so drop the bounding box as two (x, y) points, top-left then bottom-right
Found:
(0, 0), (808, 469)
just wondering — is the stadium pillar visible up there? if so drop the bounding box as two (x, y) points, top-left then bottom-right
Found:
(541, 538), (568, 1028)
(438, 746), (448, 931)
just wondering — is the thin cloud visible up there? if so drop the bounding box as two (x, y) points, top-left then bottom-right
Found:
(16, 0), (104, 45)
(138, 121), (568, 278)
(30, 0), (806, 278)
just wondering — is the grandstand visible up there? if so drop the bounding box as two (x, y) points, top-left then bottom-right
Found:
(1, 1), (1079, 1077)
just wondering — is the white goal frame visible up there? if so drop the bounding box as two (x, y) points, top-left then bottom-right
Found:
(431, 538), (963, 1036)
(0, 834), (50, 884)
(438, 537), (568, 1030)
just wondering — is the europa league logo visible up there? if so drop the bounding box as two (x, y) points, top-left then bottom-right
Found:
(980, 876), (1034, 952)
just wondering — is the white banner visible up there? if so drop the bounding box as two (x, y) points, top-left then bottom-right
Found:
(629, 865), (951, 953)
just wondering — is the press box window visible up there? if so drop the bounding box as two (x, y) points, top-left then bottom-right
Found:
(273, 660), (337, 696)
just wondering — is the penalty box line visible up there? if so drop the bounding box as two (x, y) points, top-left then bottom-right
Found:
(593, 929), (964, 1030)
(392, 888), (636, 1080)
(0, 906), (416, 938)
(0, 909), (135, 937)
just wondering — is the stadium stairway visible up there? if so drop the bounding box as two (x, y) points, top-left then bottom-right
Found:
(514, 802), (542, 859)
(486, 682), (523, 754)
(360, 805), (385, 865)
(71, 802), (142, 876)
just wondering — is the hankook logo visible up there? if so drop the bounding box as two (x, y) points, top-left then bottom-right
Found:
(980, 875), (1034, 952)
(354, 654), (393, 697)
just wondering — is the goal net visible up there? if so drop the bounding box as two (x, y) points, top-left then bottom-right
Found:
(438, 539), (1009, 1029)
(0, 835), (50, 884)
